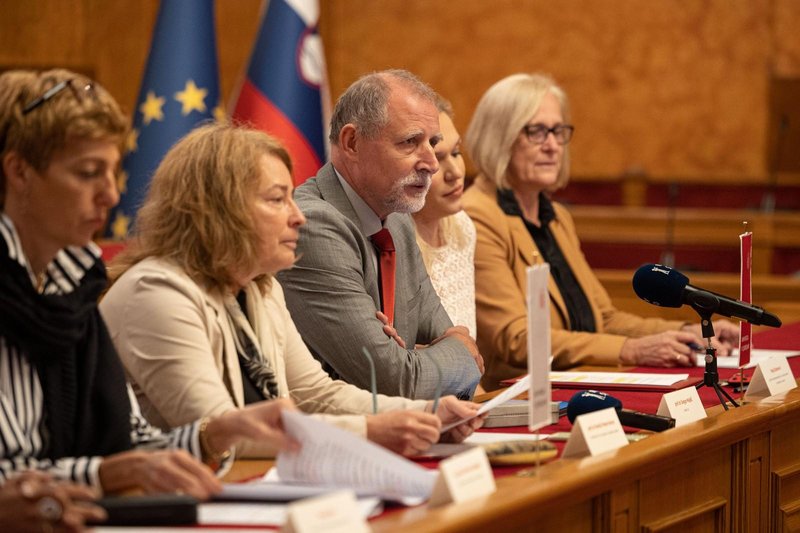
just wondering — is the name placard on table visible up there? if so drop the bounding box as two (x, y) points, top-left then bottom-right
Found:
(658, 387), (707, 426)
(562, 407), (628, 458)
(745, 355), (797, 400)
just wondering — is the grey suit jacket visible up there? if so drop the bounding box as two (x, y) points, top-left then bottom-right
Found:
(277, 163), (480, 399)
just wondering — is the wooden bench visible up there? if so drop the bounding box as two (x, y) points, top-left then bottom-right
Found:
(569, 206), (800, 275)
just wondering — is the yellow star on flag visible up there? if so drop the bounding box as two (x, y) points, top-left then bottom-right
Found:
(213, 102), (226, 123)
(174, 80), (208, 116)
(140, 91), (165, 125)
(111, 212), (131, 240)
(116, 170), (128, 195)
(126, 129), (139, 153)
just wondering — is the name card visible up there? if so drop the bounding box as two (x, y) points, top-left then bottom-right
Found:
(283, 490), (368, 533)
(526, 263), (552, 431)
(428, 446), (496, 508)
(561, 407), (628, 458)
(658, 387), (707, 426)
(745, 355), (797, 400)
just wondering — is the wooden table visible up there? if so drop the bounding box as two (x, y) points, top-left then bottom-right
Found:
(226, 325), (800, 532)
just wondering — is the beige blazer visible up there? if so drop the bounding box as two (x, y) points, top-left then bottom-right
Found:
(463, 176), (684, 390)
(100, 257), (425, 457)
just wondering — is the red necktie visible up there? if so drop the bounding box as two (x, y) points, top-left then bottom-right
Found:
(371, 228), (396, 326)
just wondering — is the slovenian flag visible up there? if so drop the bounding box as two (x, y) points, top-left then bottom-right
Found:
(232, 0), (328, 185)
(107, 0), (222, 240)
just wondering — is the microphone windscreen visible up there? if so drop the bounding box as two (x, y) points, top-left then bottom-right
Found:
(632, 263), (689, 308)
(566, 390), (622, 423)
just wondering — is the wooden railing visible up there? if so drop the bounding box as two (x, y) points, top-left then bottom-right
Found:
(569, 206), (800, 275)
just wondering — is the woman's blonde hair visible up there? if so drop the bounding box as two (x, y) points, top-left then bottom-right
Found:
(464, 73), (571, 191)
(0, 68), (128, 208)
(110, 123), (292, 292)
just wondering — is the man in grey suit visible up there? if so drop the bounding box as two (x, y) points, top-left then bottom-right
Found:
(277, 70), (483, 400)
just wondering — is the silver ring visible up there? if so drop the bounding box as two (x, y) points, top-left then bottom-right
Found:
(37, 495), (63, 523)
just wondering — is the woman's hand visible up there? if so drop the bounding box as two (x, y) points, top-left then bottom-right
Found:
(203, 398), (299, 460)
(98, 449), (222, 500)
(430, 396), (486, 443)
(620, 331), (701, 367)
(681, 320), (740, 357)
(0, 470), (106, 532)
(366, 410), (441, 456)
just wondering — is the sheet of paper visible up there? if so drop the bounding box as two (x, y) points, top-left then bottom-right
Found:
(526, 264), (553, 431)
(276, 410), (437, 503)
(696, 349), (800, 369)
(441, 375), (531, 432)
(198, 498), (382, 526)
(463, 432), (547, 444)
(219, 475), (341, 501)
(550, 371), (689, 387)
(94, 529), (243, 533)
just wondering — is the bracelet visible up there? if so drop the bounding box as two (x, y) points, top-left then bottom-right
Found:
(198, 417), (232, 465)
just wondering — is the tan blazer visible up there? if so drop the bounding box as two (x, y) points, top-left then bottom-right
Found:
(463, 176), (684, 390)
(100, 257), (425, 457)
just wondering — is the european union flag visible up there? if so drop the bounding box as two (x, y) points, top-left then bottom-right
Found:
(232, 0), (328, 186)
(108, 0), (221, 239)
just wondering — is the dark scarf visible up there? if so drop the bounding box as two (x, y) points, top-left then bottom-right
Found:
(0, 241), (132, 459)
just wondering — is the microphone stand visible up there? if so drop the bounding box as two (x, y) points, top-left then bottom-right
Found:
(694, 313), (739, 410)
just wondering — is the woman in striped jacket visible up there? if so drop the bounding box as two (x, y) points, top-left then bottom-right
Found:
(0, 68), (295, 531)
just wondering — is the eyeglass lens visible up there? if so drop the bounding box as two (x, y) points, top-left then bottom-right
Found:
(524, 124), (574, 145)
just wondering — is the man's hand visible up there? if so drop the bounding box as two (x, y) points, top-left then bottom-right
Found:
(430, 326), (484, 374)
(376, 311), (406, 348)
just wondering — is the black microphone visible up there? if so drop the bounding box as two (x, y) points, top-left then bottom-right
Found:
(566, 390), (676, 432)
(632, 263), (782, 327)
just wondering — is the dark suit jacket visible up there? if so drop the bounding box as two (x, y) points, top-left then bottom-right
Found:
(277, 163), (480, 399)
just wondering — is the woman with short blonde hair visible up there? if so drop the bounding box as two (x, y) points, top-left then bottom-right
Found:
(466, 73), (571, 191)
(462, 73), (738, 390)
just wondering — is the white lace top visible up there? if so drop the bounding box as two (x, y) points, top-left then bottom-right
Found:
(418, 211), (477, 338)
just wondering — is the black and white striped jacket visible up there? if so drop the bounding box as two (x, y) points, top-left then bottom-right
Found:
(0, 214), (204, 487)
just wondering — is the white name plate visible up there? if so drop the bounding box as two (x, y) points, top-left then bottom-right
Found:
(428, 446), (496, 508)
(562, 407), (628, 458)
(658, 387), (707, 426)
(283, 490), (369, 533)
(745, 355), (797, 400)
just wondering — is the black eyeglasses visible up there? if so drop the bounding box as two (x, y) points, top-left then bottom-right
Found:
(22, 78), (96, 115)
(522, 124), (575, 145)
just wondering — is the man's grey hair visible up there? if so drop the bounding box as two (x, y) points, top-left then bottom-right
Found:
(328, 69), (437, 144)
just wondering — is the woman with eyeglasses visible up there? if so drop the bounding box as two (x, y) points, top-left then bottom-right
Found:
(100, 123), (483, 460)
(463, 73), (739, 390)
(0, 69), (299, 524)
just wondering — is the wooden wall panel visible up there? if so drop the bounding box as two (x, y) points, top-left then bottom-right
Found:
(2, 0), (799, 185)
(774, 0), (800, 76)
